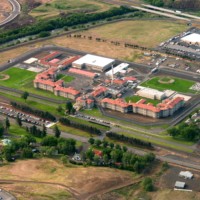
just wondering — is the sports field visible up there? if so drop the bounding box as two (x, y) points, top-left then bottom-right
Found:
(81, 20), (188, 48)
(30, 0), (113, 19)
(141, 76), (195, 93)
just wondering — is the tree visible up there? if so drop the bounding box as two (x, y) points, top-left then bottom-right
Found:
(5, 117), (10, 131)
(41, 136), (58, 146)
(88, 138), (95, 145)
(103, 154), (109, 165)
(42, 124), (47, 137)
(66, 101), (73, 114)
(54, 125), (61, 138)
(21, 91), (29, 101)
(0, 123), (4, 137)
(21, 147), (33, 158)
(141, 177), (154, 192)
(57, 105), (63, 113)
(94, 139), (102, 147)
(85, 149), (94, 161)
(16, 114), (22, 127)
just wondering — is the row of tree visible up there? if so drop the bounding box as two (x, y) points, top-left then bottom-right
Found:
(11, 101), (56, 121)
(84, 139), (155, 173)
(106, 131), (153, 149)
(59, 117), (101, 135)
(168, 122), (200, 141)
(0, 6), (136, 45)
(2, 133), (76, 162)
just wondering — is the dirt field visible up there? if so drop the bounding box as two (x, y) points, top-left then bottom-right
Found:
(0, 32), (154, 66)
(0, 0), (12, 22)
(0, 158), (135, 200)
(79, 20), (188, 48)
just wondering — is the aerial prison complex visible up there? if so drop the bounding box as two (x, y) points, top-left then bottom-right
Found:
(32, 51), (185, 119)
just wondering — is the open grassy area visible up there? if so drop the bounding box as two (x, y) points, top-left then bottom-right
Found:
(125, 95), (161, 106)
(81, 20), (188, 48)
(0, 91), (66, 117)
(0, 67), (67, 100)
(68, 116), (110, 131)
(141, 76), (195, 93)
(30, 0), (113, 20)
(57, 123), (92, 138)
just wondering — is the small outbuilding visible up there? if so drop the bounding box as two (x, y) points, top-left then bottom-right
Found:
(179, 171), (193, 179)
(175, 181), (185, 189)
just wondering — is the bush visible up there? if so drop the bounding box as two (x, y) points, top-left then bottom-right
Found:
(141, 177), (154, 192)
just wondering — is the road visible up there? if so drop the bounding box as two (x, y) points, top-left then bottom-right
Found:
(0, 0), (21, 27)
(0, 189), (16, 200)
(131, 5), (191, 22)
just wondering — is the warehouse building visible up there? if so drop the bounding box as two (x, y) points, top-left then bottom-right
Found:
(181, 33), (200, 45)
(105, 63), (129, 77)
(136, 88), (166, 100)
(72, 54), (115, 72)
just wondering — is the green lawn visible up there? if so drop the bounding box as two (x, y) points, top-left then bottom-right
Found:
(57, 123), (91, 138)
(61, 75), (75, 83)
(125, 96), (161, 106)
(0, 67), (67, 100)
(0, 91), (66, 117)
(0, 67), (36, 88)
(141, 76), (195, 93)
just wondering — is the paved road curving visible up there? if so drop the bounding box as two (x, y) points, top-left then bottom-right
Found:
(0, 0), (21, 27)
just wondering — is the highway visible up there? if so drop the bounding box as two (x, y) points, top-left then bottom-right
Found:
(131, 5), (191, 22)
(0, 0), (21, 27)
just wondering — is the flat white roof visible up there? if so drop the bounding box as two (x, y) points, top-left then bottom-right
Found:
(73, 54), (115, 68)
(24, 58), (38, 64)
(179, 171), (193, 178)
(175, 181), (185, 188)
(106, 63), (129, 76)
(181, 33), (200, 43)
(137, 87), (165, 96)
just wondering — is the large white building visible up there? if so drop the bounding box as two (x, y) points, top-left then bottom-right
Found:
(72, 54), (115, 72)
(136, 88), (166, 100)
(181, 33), (200, 45)
(105, 63), (129, 77)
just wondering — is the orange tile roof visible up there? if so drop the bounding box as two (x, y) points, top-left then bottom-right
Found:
(124, 76), (137, 81)
(101, 98), (129, 108)
(54, 86), (80, 95)
(91, 86), (107, 97)
(69, 68), (96, 78)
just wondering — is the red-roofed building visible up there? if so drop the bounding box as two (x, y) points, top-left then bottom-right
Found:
(34, 67), (80, 100)
(93, 149), (103, 157)
(69, 68), (96, 79)
(76, 96), (94, 109)
(91, 86), (108, 98)
(101, 96), (185, 118)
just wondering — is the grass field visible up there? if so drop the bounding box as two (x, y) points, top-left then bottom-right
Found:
(141, 76), (195, 93)
(30, 0), (113, 19)
(0, 67), (67, 100)
(125, 96), (161, 106)
(81, 20), (188, 48)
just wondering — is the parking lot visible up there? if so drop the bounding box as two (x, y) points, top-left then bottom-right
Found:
(0, 105), (54, 127)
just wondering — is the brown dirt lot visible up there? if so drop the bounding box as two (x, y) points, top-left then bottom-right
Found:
(0, 158), (135, 200)
(0, 0), (12, 22)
